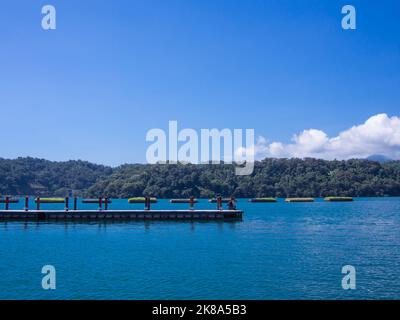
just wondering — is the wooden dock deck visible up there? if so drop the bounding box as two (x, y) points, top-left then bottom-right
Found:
(0, 209), (243, 221)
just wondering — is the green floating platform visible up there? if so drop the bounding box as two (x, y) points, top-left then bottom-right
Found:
(128, 197), (158, 203)
(170, 199), (199, 203)
(249, 198), (277, 203)
(0, 198), (20, 203)
(209, 198), (232, 203)
(35, 198), (65, 204)
(82, 199), (112, 204)
(285, 198), (314, 202)
(324, 197), (353, 202)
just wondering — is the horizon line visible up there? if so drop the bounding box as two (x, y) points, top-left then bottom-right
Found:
(0, 155), (396, 168)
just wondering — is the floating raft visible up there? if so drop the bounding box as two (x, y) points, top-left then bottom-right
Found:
(285, 198), (314, 202)
(209, 198), (232, 203)
(324, 197), (353, 202)
(0, 209), (242, 221)
(82, 198), (112, 204)
(128, 197), (158, 203)
(249, 198), (277, 203)
(35, 198), (65, 204)
(0, 198), (19, 203)
(170, 199), (198, 203)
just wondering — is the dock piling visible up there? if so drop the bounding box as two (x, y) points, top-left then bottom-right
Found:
(36, 197), (40, 210)
(145, 197), (151, 210)
(105, 197), (108, 210)
(74, 197), (78, 210)
(217, 196), (222, 210)
(65, 196), (69, 211)
(5, 196), (9, 210)
(99, 197), (103, 211)
(189, 196), (195, 210)
(24, 196), (29, 211)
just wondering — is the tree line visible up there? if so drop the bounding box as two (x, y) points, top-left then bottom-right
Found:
(1, 157), (400, 198)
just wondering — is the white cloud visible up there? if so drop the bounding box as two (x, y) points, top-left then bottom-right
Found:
(244, 114), (400, 160)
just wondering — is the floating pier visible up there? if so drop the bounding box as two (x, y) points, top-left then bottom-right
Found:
(128, 197), (158, 203)
(0, 209), (243, 221)
(0, 196), (242, 221)
(82, 198), (112, 204)
(0, 198), (19, 204)
(285, 198), (314, 202)
(249, 198), (277, 203)
(209, 198), (231, 203)
(170, 199), (198, 204)
(324, 197), (353, 202)
(34, 198), (65, 204)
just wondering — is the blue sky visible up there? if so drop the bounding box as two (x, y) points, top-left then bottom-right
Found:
(0, 0), (399, 165)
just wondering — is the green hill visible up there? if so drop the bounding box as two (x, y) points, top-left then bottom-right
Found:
(1, 157), (400, 198)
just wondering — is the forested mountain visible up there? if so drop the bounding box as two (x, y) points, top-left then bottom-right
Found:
(1, 157), (400, 198)
(0, 157), (112, 196)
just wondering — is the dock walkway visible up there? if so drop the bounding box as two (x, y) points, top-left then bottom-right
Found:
(0, 209), (243, 221)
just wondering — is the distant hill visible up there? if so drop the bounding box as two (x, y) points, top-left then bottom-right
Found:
(1, 157), (400, 198)
(366, 154), (393, 163)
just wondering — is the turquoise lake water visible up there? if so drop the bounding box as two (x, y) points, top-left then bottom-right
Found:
(0, 198), (399, 299)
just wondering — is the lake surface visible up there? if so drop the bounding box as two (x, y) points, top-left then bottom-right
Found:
(0, 198), (399, 299)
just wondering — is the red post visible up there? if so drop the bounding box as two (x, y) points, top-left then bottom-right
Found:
(99, 197), (103, 211)
(25, 196), (29, 211)
(65, 196), (69, 211)
(217, 196), (222, 210)
(36, 197), (40, 210)
(189, 196), (195, 210)
(145, 197), (150, 210)
(229, 197), (236, 210)
(5, 196), (9, 210)
(74, 197), (78, 211)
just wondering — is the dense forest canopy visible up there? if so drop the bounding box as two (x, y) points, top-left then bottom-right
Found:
(0, 157), (112, 196)
(1, 157), (400, 198)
